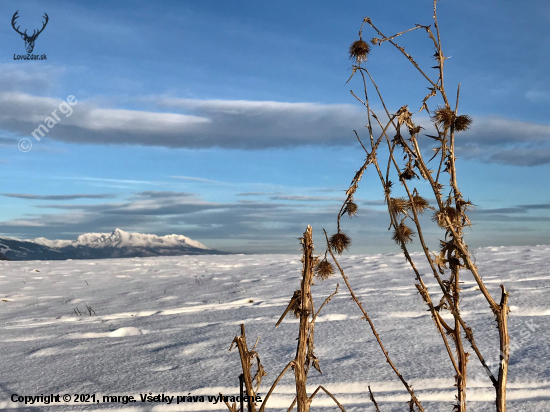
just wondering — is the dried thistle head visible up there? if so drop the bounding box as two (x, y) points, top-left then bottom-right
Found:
(454, 115), (473, 132)
(408, 194), (430, 214)
(343, 201), (358, 217)
(384, 180), (393, 197)
(432, 207), (459, 228)
(432, 210), (446, 228)
(392, 222), (415, 244)
(399, 164), (418, 181)
(349, 39), (371, 64)
(315, 259), (334, 280)
(371, 37), (381, 45)
(390, 197), (409, 215)
(432, 107), (455, 129)
(329, 232), (351, 255)
(253, 363), (267, 391)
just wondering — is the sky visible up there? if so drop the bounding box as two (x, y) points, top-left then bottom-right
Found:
(0, 0), (549, 254)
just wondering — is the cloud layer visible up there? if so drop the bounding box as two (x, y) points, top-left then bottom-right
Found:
(1, 92), (550, 165)
(3, 193), (114, 200)
(1, 190), (549, 253)
(0, 190), (380, 253)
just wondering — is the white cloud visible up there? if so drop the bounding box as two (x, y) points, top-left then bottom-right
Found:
(4, 220), (46, 227)
(80, 108), (210, 133)
(0, 65), (64, 94)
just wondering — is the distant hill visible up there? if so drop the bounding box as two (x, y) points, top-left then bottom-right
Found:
(0, 228), (226, 260)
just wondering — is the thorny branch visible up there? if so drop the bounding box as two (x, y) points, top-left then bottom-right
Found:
(323, 229), (425, 412)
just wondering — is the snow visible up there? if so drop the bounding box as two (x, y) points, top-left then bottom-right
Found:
(33, 237), (73, 248)
(0, 229), (217, 261)
(0, 244), (549, 411)
(34, 228), (211, 250)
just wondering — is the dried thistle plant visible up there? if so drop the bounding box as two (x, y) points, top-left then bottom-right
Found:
(339, 3), (511, 411)
(224, 4), (509, 412)
(230, 226), (343, 412)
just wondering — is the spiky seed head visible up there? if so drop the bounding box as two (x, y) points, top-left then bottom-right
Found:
(344, 201), (358, 217)
(399, 165), (418, 181)
(390, 197), (409, 215)
(432, 210), (445, 228)
(445, 206), (459, 223)
(385, 181), (393, 197)
(371, 37), (381, 45)
(329, 232), (351, 255)
(349, 39), (371, 64)
(432, 107), (455, 129)
(408, 194), (430, 214)
(454, 115), (473, 132)
(432, 207), (459, 228)
(392, 222), (415, 244)
(315, 259), (334, 280)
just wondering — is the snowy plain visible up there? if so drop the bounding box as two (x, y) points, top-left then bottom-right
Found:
(1, 244), (549, 411)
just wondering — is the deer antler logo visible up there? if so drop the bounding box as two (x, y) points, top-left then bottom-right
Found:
(12, 11), (49, 54)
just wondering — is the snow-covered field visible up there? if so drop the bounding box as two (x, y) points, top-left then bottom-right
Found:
(1, 245), (549, 411)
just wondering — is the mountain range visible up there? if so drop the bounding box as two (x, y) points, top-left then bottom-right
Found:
(0, 228), (225, 260)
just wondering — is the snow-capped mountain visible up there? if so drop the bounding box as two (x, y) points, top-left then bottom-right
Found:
(0, 228), (225, 260)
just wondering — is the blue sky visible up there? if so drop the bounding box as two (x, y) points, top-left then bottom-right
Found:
(0, 0), (549, 253)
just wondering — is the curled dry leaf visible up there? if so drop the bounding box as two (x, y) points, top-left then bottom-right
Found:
(400, 164), (419, 181)
(289, 289), (302, 318)
(409, 125), (422, 136)
(312, 355), (322, 374)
